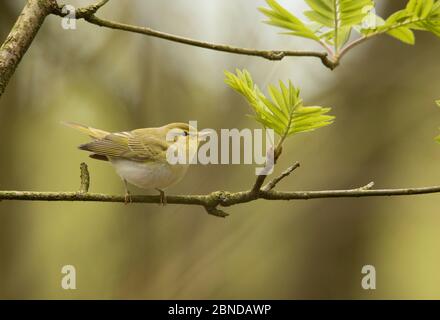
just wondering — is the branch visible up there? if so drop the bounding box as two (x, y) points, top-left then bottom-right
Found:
(1, 184), (440, 217)
(0, 0), (58, 98)
(67, 0), (109, 19)
(1, 164), (439, 218)
(262, 162), (300, 192)
(51, 2), (337, 69)
(86, 16), (335, 68)
(336, 35), (374, 61)
(260, 185), (440, 200)
(354, 181), (375, 191)
(251, 134), (285, 193)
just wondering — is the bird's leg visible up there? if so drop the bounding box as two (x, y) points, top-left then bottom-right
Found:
(155, 188), (167, 206)
(123, 179), (132, 205)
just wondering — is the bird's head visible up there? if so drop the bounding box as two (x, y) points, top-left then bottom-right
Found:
(162, 122), (210, 164)
(163, 122), (209, 146)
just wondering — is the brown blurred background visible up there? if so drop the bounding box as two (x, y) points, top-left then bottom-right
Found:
(0, 0), (439, 299)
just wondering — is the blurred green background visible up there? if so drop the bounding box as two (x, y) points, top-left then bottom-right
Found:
(0, 0), (440, 299)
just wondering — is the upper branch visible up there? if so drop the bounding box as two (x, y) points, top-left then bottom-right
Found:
(51, 1), (336, 69)
(0, 0), (58, 98)
(86, 15), (334, 67)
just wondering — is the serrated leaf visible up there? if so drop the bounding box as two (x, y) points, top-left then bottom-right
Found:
(224, 69), (334, 138)
(259, 0), (321, 42)
(304, 0), (374, 49)
(387, 27), (416, 44)
(374, 0), (440, 44)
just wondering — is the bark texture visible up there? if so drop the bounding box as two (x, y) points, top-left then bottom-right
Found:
(0, 0), (56, 98)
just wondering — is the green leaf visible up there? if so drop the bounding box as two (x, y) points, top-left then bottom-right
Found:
(304, 0), (374, 49)
(359, 14), (386, 35)
(373, 0), (440, 44)
(304, 0), (374, 27)
(259, 0), (321, 42)
(387, 27), (416, 44)
(224, 69), (334, 138)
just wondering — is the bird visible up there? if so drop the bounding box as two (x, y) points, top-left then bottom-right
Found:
(63, 121), (205, 205)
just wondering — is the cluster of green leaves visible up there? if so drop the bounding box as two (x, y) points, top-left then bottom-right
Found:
(366, 0), (440, 44)
(259, 0), (440, 52)
(259, 0), (374, 52)
(224, 69), (334, 138)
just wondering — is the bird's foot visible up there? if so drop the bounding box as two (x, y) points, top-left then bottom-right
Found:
(122, 179), (132, 205)
(124, 191), (132, 205)
(156, 188), (167, 206)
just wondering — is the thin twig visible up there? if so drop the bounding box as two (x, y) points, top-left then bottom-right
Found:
(50, 1), (395, 69)
(51, 2), (336, 69)
(79, 162), (90, 193)
(336, 35), (372, 61)
(251, 109), (292, 193)
(86, 15), (335, 68)
(252, 144), (281, 193)
(262, 162), (300, 191)
(356, 181), (375, 191)
(260, 185), (440, 200)
(53, 0), (109, 19)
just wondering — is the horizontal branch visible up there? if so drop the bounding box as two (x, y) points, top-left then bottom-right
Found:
(51, 2), (337, 69)
(86, 16), (335, 68)
(1, 183), (440, 218)
(261, 185), (440, 200)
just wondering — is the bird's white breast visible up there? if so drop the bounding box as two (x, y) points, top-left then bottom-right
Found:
(109, 158), (188, 190)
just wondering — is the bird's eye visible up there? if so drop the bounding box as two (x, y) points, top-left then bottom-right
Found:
(182, 131), (189, 136)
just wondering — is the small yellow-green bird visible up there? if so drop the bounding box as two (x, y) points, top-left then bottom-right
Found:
(63, 121), (205, 204)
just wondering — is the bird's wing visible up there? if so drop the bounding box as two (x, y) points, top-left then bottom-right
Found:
(79, 131), (169, 162)
(128, 130), (170, 161)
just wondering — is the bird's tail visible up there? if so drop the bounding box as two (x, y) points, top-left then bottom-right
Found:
(61, 121), (109, 139)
